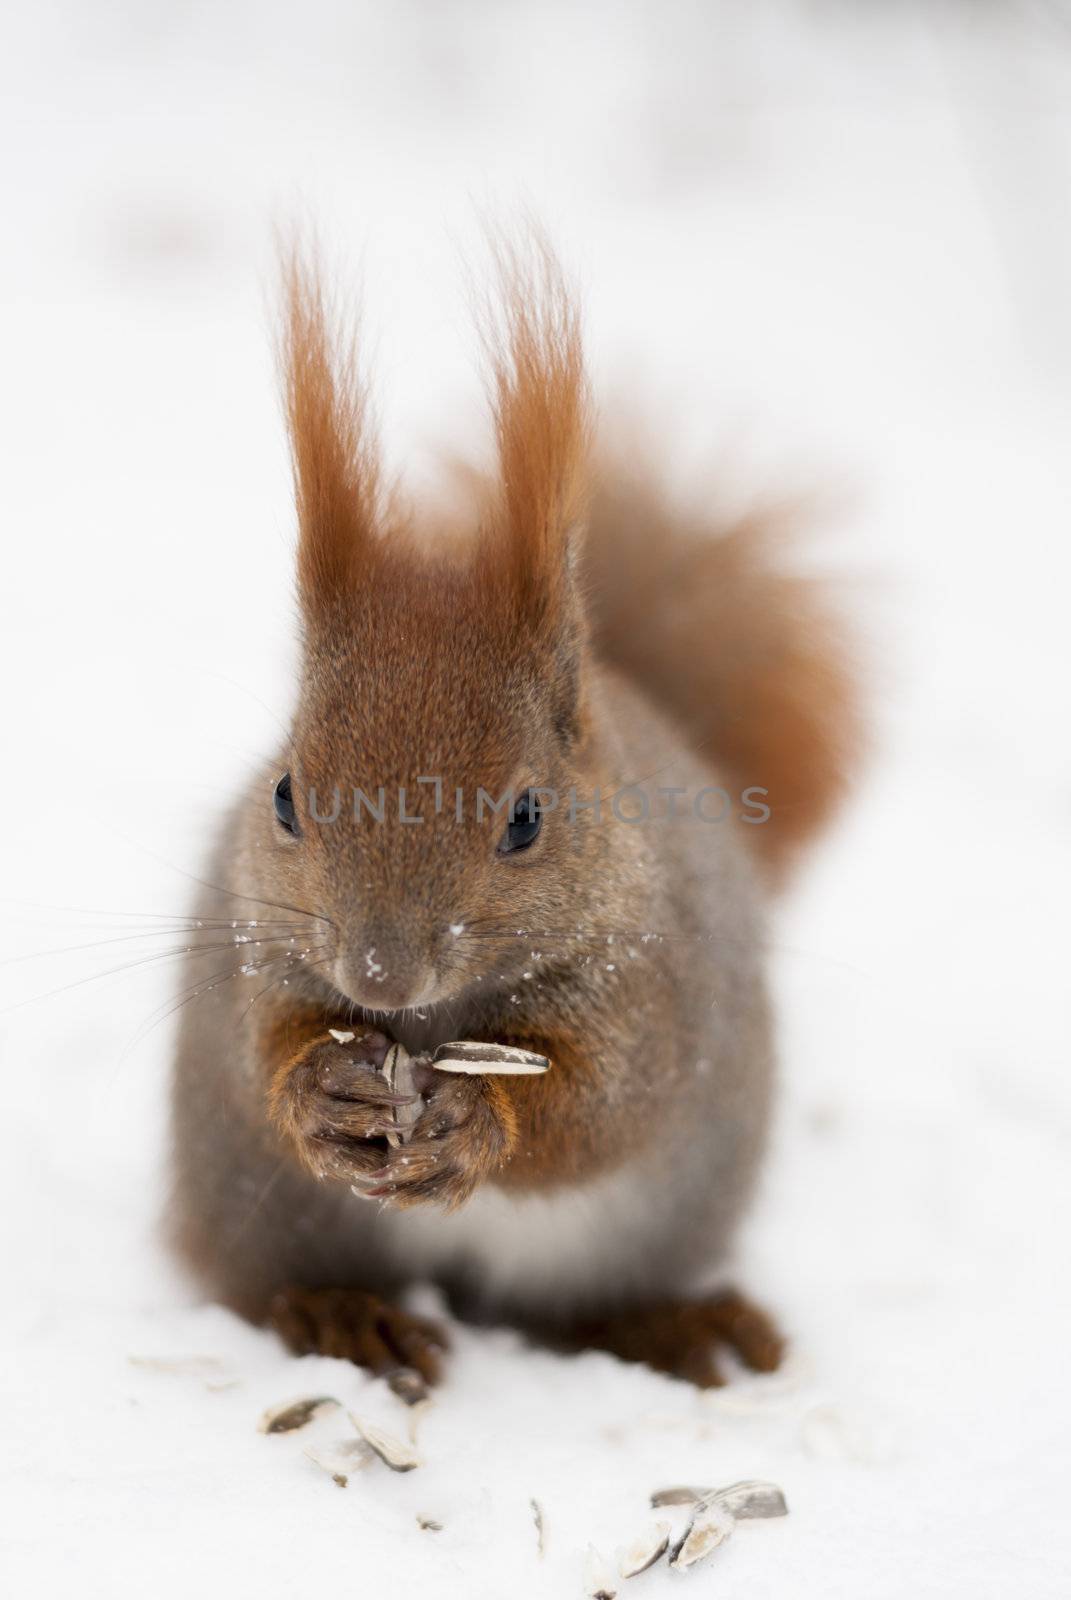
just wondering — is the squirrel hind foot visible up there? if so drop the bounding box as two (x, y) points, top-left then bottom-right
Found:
(268, 1286), (449, 1388)
(567, 1288), (786, 1389)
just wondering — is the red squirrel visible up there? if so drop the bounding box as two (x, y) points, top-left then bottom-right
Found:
(169, 234), (860, 1389)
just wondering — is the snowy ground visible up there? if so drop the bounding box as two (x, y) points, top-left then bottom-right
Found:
(1, 3), (1070, 1596)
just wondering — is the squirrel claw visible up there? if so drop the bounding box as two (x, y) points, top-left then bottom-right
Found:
(355, 1074), (514, 1210)
(269, 1286), (448, 1383)
(568, 1289), (786, 1388)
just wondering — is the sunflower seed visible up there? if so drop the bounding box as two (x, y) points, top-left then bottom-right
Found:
(650, 1485), (711, 1508)
(406, 1396), (434, 1447)
(583, 1545), (617, 1599)
(713, 1479), (788, 1519)
(128, 1353), (230, 1386)
(531, 1497), (546, 1556)
(432, 1040), (550, 1075)
(348, 1412), (421, 1472)
(303, 1436), (371, 1486)
(328, 1028), (356, 1044)
(651, 1479), (788, 1520)
(618, 1521), (671, 1578)
(257, 1395), (340, 1434)
(382, 1043), (424, 1147)
(668, 1497), (735, 1571)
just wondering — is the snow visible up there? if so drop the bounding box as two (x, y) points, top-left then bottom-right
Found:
(1, 3), (1070, 1596)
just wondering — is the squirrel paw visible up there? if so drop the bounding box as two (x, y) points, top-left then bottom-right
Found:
(357, 1073), (517, 1210)
(268, 1029), (420, 1183)
(570, 1289), (786, 1388)
(269, 1286), (448, 1386)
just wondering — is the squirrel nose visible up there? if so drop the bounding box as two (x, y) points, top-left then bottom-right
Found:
(335, 943), (439, 1012)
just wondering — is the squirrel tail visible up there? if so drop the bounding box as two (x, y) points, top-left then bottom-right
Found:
(583, 444), (864, 882)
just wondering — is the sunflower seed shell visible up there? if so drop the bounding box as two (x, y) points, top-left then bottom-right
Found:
(651, 1478), (788, 1520)
(303, 1436), (371, 1486)
(257, 1395), (340, 1434)
(583, 1545), (618, 1599)
(382, 1043), (424, 1146)
(618, 1521), (671, 1578)
(713, 1479), (788, 1520)
(650, 1485), (711, 1508)
(668, 1497), (735, 1571)
(432, 1040), (550, 1075)
(348, 1412), (421, 1472)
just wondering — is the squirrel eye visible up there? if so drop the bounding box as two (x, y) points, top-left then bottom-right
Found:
(500, 789), (542, 854)
(273, 772), (298, 834)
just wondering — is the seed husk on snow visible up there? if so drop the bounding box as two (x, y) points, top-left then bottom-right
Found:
(304, 1436), (372, 1487)
(531, 1497), (546, 1556)
(129, 1354), (227, 1378)
(618, 1522), (670, 1578)
(257, 1395), (340, 1434)
(405, 1395), (434, 1449)
(668, 1496), (736, 1571)
(583, 1545), (618, 1599)
(348, 1412), (422, 1472)
(650, 1479), (788, 1520)
(713, 1479), (789, 1519)
(432, 1041), (550, 1075)
(649, 1485), (711, 1508)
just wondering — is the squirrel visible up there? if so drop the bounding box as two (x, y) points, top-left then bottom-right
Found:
(168, 233), (860, 1390)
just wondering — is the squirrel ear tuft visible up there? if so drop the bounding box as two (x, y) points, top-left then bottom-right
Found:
(279, 239), (382, 620)
(477, 228), (592, 633)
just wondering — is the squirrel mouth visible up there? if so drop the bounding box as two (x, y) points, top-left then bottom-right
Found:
(319, 977), (457, 1057)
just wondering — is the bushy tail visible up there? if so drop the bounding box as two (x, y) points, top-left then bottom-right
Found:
(583, 446), (864, 882)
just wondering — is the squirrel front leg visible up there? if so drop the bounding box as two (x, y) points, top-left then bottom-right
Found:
(261, 999), (656, 1210)
(365, 1018), (648, 1209)
(260, 1006), (419, 1185)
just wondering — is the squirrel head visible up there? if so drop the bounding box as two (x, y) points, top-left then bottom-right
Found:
(262, 236), (602, 1014)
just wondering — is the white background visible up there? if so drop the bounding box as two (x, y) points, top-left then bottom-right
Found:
(1, 3), (1069, 1596)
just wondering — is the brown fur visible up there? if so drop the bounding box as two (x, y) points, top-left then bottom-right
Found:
(488, 1024), (643, 1189)
(280, 244), (386, 613)
(569, 1289), (786, 1388)
(584, 460), (863, 880)
(268, 1287), (447, 1383)
(168, 229), (863, 1385)
(475, 231), (591, 627)
(264, 1016), (405, 1183)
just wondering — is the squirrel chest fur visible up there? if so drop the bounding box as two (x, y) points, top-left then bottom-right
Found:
(168, 234), (859, 1385)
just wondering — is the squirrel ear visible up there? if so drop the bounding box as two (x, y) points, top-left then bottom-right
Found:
(478, 230), (591, 635)
(279, 241), (382, 621)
